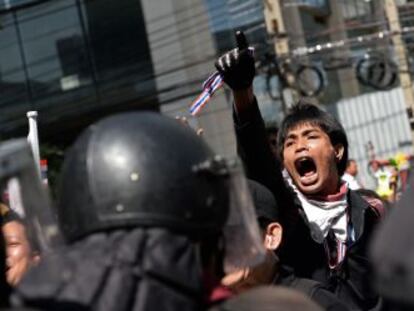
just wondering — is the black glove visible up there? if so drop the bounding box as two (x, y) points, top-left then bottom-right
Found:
(215, 31), (255, 91)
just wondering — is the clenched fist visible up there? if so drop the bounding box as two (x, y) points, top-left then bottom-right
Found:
(215, 31), (255, 91)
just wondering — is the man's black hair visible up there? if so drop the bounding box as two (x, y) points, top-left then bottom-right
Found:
(248, 180), (279, 229)
(277, 101), (349, 176)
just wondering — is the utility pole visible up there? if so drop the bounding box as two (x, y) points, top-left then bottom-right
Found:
(264, 0), (289, 56)
(384, 0), (414, 145)
(263, 0), (297, 112)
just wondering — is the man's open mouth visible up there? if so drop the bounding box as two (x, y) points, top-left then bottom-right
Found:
(294, 157), (317, 183)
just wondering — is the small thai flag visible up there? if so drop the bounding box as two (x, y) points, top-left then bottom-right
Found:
(189, 72), (224, 116)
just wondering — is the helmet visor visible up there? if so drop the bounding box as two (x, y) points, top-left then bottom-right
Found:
(222, 159), (266, 274)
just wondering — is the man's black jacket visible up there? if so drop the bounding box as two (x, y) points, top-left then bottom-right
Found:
(233, 100), (380, 310)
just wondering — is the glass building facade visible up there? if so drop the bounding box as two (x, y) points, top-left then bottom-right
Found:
(0, 0), (157, 144)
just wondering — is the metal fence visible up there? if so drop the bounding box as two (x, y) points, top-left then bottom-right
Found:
(328, 87), (414, 189)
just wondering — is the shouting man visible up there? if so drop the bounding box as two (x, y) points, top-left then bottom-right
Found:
(214, 31), (382, 310)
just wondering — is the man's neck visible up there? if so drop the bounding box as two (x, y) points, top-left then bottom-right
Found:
(310, 182), (348, 202)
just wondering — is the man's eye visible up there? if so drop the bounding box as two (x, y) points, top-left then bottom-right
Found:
(308, 135), (319, 139)
(285, 141), (294, 147)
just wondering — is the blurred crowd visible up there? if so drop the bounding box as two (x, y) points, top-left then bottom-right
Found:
(0, 31), (412, 311)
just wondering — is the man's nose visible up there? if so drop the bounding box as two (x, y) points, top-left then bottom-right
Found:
(295, 138), (308, 153)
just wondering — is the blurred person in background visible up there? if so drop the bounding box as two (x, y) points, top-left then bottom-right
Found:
(377, 152), (413, 193)
(221, 180), (282, 293)
(370, 160), (397, 203)
(368, 150), (414, 201)
(0, 139), (52, 309)
(393, 152), (413, 192)
(0, 204), (11, 308)
(341, 159), (362, 190)
(1, 203), (39, 287)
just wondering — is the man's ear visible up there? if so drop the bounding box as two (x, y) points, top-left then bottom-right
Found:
(264, 222), (283, 251)
(32, 253), (41, 266)
(334, 144), (345, 163)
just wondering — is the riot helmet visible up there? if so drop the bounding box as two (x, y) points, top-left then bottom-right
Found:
(58, 112), (226, 241)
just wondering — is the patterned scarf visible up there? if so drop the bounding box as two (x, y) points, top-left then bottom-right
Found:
(283, 170), (349, 244)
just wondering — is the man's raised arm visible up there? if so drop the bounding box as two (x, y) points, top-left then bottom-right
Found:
(214, 32), (295, 227)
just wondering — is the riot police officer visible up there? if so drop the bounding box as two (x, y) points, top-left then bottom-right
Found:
(13, 112), (265, 311)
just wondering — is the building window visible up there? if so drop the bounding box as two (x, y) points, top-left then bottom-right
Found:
(340, 0), (373, 21)
(0, 0), (42, 10)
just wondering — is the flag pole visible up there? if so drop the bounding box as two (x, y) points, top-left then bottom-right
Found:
(27, 111), (41, 177)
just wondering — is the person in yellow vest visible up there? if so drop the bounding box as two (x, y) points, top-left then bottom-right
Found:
(370, 160), (397, 202)
(370, 152), (413, 201)
(393, 152), (412, 192)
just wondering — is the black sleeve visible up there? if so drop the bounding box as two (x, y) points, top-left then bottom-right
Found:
(232, 98), (297, 235)
(233, 99), (283, 192)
